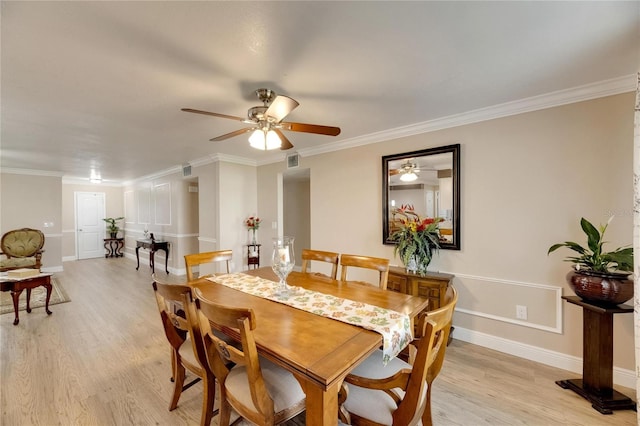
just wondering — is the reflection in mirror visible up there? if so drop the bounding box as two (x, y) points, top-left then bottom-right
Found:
(382, 144), (460, 250)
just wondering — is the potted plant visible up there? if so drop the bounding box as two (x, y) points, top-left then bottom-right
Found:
(548, 216), (633, 305)
(103, 217), (124, 238)
(390, 205), (443, 275)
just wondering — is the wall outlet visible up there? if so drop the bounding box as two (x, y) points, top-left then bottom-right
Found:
(516, 305), (528, 320)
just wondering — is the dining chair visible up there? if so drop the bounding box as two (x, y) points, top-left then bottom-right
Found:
(339, 254), (390, 290)
(184, 249), (233, 281)
(339, 286), (458, 426)
(300, 249), (340, 279)
(151, 278), (218, 426)
(193, 289), (306, 426)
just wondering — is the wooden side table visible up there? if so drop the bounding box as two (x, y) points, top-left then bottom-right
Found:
(103, 238), (124, 258)
(0, 273), (53, 325)
(556, 296), (636, 414)
(136, 238), (170, 274)
(247, 244), (261, 269)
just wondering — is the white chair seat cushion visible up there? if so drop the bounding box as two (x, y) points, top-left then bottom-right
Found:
(344, 349), (410, 425)
(225, 356), (305, 416)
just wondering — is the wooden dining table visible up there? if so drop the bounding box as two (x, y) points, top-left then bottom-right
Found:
(190, 267), (428, 425)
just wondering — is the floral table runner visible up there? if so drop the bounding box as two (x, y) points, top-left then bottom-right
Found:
(207, 273), (413, 363)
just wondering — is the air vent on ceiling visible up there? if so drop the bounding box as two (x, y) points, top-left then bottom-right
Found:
(286, 153), (299, 169)
(182, 163), (192, 177)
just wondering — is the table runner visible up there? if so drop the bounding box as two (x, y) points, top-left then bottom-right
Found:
(207, 272), (413, 363)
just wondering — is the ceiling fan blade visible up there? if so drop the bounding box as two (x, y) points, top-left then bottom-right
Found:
(210, 128), (255, 142)
(181, 108), (246, 122)
(281, 121), (341, 136)
(389, 169), (401, 176)
(273, 129), (294, 150)
(265, 95), (299, 123)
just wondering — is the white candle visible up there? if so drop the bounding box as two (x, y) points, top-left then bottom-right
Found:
(278, 247), (290, 263)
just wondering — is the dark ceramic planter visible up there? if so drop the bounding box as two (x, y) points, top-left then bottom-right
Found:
(566, 269), (633, 306)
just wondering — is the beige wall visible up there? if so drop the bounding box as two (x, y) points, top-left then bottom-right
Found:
(61, 183), (124, 260)
(257, 93), (636, 374)
(121, 170), (200, 273)
(217, 161), (257, 272)
(1, 173), (63, 270)
(284, 174), (311, 266)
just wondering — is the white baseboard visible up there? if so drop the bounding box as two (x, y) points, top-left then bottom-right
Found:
(41, 266), (64, 273)
(453, 326), (635, 389)
(62, 256), (77, 262)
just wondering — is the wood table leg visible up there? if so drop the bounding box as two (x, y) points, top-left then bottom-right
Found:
(11, 288), (23, 325)
(26, 287), (33, 312)
(43, 276), (52, 315)
(303, 379), (340, 426)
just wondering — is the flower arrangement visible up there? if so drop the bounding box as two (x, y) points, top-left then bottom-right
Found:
(245, 216), (261, 230)
(246, 216), (261, 245)
(390, 205), (443, 274)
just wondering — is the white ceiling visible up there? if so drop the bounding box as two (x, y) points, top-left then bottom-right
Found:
(2, 1), (638, 183)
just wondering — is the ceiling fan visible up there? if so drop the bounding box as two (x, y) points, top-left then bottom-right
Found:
(181, 88), (341, 150)
(389, 160), (421, 181)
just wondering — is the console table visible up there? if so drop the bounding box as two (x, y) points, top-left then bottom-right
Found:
(387, 266), (454, 309)
(103, 238), (124, 258)
(556, 296), (635, 414)
(247, 244), (261, 269)
(136, 239), (170, 274)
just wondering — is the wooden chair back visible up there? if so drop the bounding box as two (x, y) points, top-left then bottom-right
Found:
(194, 290), (277, 425)
(300, 249), (339, 279)
(339, 254), (390, 290)
(419, 286), (458, 426)
(152, 278), (217, 425)
(342, 286), (457, 426)
(184, 250), (232, 281)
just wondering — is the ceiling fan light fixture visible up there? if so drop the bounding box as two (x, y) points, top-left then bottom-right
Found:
(400, 172), (418, 182)
(249, 129), (281, 150)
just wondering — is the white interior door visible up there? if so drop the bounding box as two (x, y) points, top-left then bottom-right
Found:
(76, 192), (106, 259)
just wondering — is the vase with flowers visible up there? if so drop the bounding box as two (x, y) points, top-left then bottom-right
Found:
(390, 206), (443, 275)
(245, 216), (261, 245)
(548, 216), (633, 305)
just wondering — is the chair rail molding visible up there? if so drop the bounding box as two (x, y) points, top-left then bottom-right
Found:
(443, 271), (563, 334)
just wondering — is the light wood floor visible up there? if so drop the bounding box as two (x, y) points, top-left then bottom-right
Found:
(1, 258), (636, 425)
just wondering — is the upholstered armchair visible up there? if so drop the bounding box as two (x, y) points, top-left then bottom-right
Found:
(0, 228), (45, 272)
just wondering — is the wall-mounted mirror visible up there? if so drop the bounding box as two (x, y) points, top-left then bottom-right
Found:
(382, 144), (460, 249)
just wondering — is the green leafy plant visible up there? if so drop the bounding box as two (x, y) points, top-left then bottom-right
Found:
(548, 217), (633, 274)
(103, 217), (124, 234)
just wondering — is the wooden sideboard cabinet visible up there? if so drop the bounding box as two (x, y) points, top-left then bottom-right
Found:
(387, 266), (454, 309)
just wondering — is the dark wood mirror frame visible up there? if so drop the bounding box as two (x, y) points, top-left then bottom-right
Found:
(382, 143), (460, 250)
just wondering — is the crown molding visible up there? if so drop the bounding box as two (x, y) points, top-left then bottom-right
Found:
(62, 176), (123, 187)
(294, 74), (636, 160)
(1, 167), (64, 177)
(208, 153), (257, 167)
